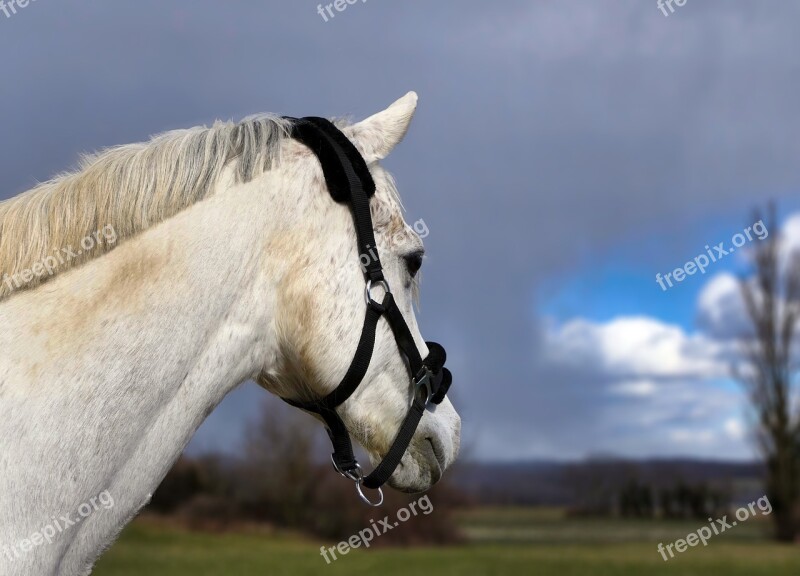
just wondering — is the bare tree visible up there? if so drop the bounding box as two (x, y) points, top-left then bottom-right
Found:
(737, 204), (800, 542)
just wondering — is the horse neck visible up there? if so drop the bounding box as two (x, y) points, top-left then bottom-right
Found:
(0, 172), (283, 574)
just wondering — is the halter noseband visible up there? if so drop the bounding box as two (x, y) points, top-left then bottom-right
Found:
(280, 117), (453, 506)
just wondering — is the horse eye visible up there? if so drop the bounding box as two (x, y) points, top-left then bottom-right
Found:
(403, 251), (424, 278)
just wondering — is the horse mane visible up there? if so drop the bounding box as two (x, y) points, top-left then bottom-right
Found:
(0, 115), (292, 302)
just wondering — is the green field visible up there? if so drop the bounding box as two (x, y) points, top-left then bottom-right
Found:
(93, 509), (800, 575)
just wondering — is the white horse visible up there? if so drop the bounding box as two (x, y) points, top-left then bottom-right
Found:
(0, 92), (461, 576)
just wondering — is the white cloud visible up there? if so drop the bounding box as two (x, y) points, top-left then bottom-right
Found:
(669, 428), (717, 447)
(696, 272), (749, 340)
(780, 213), (800, 255)
(698, 273), (739, 316)
(724, 417), (747, 441)
(544, 316), (727, 379)
(537, 312), (749, 460)
(610, 379), (658, 397)
(698, 212), (800, 341)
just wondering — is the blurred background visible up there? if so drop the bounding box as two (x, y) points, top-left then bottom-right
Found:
(2, 1), (800, 574)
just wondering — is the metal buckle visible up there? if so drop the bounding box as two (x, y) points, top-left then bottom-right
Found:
(330, 456), (384, 507)
(365, 279), (391, 306)
(412, 367), (434, 408)
(331, 456), (364, 482)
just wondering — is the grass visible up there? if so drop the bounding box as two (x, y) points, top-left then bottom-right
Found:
(457, 507), (772, 543)
(92, 509), (800, 576)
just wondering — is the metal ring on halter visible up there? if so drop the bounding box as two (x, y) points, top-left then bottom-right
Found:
(356, 482), (384, 507)
(411, 367), (434, 408)
(365, 279), (391, 306)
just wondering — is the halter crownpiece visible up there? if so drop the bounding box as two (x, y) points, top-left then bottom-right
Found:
(280, 116), (453, 506)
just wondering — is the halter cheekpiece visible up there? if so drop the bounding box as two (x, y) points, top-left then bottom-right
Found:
(280, 117), (453, 506)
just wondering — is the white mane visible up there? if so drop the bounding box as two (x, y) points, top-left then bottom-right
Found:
(0, 115), (291, 301)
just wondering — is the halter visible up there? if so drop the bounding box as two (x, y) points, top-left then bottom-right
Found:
(280, 117), (453, 506)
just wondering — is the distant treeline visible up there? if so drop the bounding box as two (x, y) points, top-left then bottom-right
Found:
(602, 479), (731, 519)
(148, 401), (467, 545)
(455, 458), (765, 516)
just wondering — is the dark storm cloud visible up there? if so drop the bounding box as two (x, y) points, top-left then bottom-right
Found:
(2, 1), (799, 459)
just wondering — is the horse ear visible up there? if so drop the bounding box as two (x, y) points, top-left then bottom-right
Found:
(346, 92), (418, 163)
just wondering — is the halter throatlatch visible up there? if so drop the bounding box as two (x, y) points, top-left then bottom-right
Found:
(280, 117), (453, 506)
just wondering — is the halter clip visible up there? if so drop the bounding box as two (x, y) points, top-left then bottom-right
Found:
(331, 456), (384, 507)
(412, 367), (434, 408)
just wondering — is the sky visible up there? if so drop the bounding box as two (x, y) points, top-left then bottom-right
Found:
(2, 1), (800, 462)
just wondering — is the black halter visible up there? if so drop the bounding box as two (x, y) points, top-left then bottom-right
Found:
(280, 117), (453, 506)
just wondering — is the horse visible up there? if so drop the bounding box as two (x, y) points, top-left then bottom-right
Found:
(0, 92), (461, 575)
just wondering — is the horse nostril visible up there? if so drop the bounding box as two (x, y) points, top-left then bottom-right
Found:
(425, 437), (443, 463)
